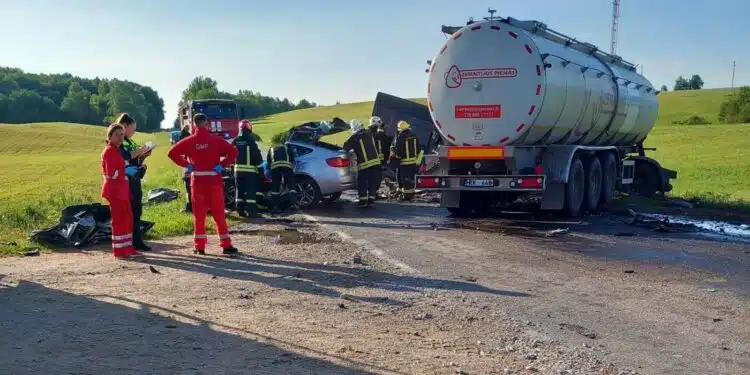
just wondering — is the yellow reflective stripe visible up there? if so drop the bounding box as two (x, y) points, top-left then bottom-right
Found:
(358, 158), (380, 170)
(400, 158), (417, 165)
(234, 165), (258, 172)
(402, 189), (415, 194)
(358, 139), (368, 163)
(271, 161), (293, 169)
(416, 150), (424, 165)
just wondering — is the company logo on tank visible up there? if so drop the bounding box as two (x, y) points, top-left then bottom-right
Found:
(445, 65), (518, 89)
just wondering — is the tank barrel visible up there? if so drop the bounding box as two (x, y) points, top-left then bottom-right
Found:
(427, 17), (657, 147)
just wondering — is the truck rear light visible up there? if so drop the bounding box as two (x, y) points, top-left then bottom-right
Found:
(510, 177), (544, 189)
(326, 157), (351, 168)
(417, 177), (443, 188)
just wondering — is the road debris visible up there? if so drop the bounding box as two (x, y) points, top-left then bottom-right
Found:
(623, 270), (635, 274)
(669, 199), (695, 209)
(149, 266), (160, 274)
(544, 228), (570, 237)
(560, 323), (598, 339)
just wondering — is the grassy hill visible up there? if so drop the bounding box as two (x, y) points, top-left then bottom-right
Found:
(1, 88), (748, 255)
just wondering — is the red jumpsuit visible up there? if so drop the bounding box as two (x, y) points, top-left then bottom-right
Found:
(101, 143), (135, 258)
(168, 126), (238, 250)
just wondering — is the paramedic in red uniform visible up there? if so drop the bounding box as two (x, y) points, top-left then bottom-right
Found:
(167, 113), (240, 256)
(101, 123), (144, 259)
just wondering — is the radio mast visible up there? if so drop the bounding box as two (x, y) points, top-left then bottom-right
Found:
(610, 0), (620, 55)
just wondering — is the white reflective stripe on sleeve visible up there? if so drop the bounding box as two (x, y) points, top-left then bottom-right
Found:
(219, 234), (230, 239)
(112, 233), (132, 241)
(192, 171), (218, 176)
(270, 192), (280, 195)
(194, 234), (207, 239)
(112, 241), (133, 249)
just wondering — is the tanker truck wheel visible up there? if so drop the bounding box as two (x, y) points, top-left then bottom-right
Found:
(563, 157), (585, 217)
(598, 152), (617, 206)
(582, 156), (603, 213)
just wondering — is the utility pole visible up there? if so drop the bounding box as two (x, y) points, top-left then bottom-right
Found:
(731, 60), (736, 90)
(610, 0), (620, 55)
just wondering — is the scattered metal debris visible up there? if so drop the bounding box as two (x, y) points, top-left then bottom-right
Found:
(544, 228), (569, 237)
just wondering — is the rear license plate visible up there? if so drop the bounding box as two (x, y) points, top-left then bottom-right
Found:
(463, 178), (495, 188)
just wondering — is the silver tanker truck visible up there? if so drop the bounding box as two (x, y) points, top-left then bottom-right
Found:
(406, 15), (676, 217)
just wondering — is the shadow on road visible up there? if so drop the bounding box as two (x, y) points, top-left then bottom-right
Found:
(0, 274), (395, 374)
(143, 253), (532, 300)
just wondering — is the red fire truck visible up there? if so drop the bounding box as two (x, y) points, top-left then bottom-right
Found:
(178, 98), (245, 140)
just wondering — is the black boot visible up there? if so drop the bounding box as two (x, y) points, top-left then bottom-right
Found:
(222, 246), (239, 255)
(193, 249), (206, 255)
(134, 241), (152, 251)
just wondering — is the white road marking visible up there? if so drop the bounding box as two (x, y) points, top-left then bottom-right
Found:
(298, 213), (420, 275)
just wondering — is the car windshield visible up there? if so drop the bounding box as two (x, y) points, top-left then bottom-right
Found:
(192, 103), (236, 119)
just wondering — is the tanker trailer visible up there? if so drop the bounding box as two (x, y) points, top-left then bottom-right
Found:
(415, 15), (677, 217)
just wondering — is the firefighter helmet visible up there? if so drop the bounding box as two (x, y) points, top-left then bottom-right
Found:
(349, 119), (363, 134)
(397, 120), (410, 132)
(368, 116), (383, 128)
(239, 119), (252, 132)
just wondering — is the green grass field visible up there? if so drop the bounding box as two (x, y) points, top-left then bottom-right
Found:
(1, 88), (748, 255)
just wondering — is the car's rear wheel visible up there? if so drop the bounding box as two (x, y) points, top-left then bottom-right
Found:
(296, 176), (322, 209)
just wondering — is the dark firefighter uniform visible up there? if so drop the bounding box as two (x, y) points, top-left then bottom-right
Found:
(266, 144), (297, 213)
(369, 118), (392, 199)
(179, 126), (193, 212)
(343, 120), (381, 207)
(120, 136), (149, 250)
(391, 120), (421, 201)
(232, 120), (263, 217)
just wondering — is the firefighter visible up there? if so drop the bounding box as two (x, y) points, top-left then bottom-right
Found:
(369, 116), (392, 199)
(116, 113), (153, 252)
(390, 120), (421, 201)
(101, 123), (143, 259)
(232, 119), (263, 217)
(179, 125), (193, 212)
(343, 119), (381, 208)
(167, 113), (240, 256)
(266, 139), (297, 214)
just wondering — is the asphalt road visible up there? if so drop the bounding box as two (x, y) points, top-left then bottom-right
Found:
(300, 195), (750, 375)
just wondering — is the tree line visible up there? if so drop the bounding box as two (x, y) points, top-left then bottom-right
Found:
(0, 68), (319, 131)
(0, 67), (166, 131)
(174, 76), (317, 128)
(659, 74), (705, 92)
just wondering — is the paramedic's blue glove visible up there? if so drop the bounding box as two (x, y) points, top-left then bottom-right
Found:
(186, 164), (194, 173)
(213, 164), (223, 173)
(125, 166), (139, 177)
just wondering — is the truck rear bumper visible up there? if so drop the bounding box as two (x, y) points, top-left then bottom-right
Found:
(415, 174), (546, 192)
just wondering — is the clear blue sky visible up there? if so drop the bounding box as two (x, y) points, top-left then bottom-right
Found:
(2, 0), (748, 128)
